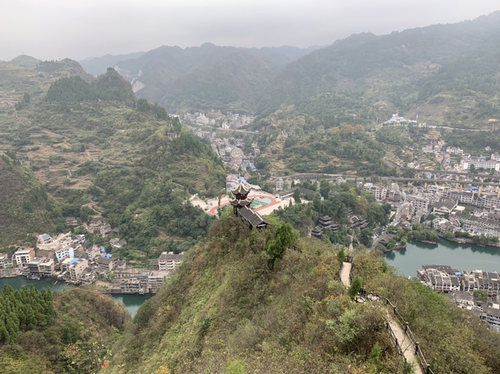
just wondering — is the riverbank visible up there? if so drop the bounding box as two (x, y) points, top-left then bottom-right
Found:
(440, 235), (500, 249)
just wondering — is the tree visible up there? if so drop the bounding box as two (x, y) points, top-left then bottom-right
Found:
(266, 223), (297, 269)
(349, 276), (363, 299)
(359, 228), (373, 247)
(320, 180), (331, 199)
(337, 247), (346, 263)
(293, 189), (301, 204)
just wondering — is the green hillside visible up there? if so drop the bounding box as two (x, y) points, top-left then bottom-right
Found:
(0, 61), (225, 260)
(0, 287), (129, 373)
(106, 217), (500, 374)
(259, 11), (500, 127)
(0, 154), (63, 247)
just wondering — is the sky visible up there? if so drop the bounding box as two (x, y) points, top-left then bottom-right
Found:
(1, 0), (499, 61)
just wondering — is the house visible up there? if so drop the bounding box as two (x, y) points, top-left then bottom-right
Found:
(96, 256), (114, 273)
(158, 252), (183, 271)
(13, 248), (35, 267)
(0, 253), (8, 269)
(432, 198), (458, 216)
(38, 234), (52, 245)
(69, 258), (89, 282)
(55, 247), (74, 262)
(149, 258), (159, 271)
(27, 258), (55, 278)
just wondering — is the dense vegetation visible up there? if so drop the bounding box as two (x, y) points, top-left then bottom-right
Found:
(0, 286), (55, 343)
(0, 154), (63, 247)
(107, 217), (404, 373)
(0, 287), (129, 373)
(353, 252), (500, 374)
(46, 68), (135, 105)
(107, 217), (500, 373)
(274, 183), (389, 244)
(259, 12), (500, 126)
(0, 61), (225, 260)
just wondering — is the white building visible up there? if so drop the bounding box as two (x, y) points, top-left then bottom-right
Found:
(158, 252), (183, 271)
(55, 247), (74, 263)
(13, 248), (35, 267)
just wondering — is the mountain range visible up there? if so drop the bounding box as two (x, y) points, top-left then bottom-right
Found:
(79, 11), (500, 127)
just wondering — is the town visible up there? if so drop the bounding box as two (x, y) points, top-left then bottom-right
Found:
(0, 231), (183, 294)
(418, 265), (500, 331)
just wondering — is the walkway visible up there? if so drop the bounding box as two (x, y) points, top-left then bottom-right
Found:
(340, 260), (425, 374)
(340, 262), (352, 287)
(386, 312), (423, 374)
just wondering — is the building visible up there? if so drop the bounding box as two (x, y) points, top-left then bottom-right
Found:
(230, 182), (270, 229)
(37, 233), (52, 246)
(13, 248), (35, 267)
(69, 258), (89, 282)
(27, 258), (55, 278)
(408, 196), (430, 213)
(158, 252), (183, 271)
(363, 183), (387, 201)
(432, 198), (458, 216)
(457, 215), (500, 238)
(0, 253), (8, 269)
(55, 247), (74, 262)
(96, 256), (114, 273)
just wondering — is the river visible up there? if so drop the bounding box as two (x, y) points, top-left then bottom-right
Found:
(384, 239), (500, 277)
(0, 277), (150, 317)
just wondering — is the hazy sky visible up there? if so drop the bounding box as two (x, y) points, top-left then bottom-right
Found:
(1, 0), (499, 61)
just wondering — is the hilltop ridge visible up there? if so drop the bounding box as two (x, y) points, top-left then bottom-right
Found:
(106, 216), (500, 374)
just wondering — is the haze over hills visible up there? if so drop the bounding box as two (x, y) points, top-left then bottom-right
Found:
(80, 44), (319, 113)
(260, 10), (500, 126)
(78, 11), (500, 127)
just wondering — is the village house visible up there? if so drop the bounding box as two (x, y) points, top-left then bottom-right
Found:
(96, 256), (114, 273)
(68, 258), (89, 282)
(55, 247), (74, 262)
(13, 248), (35, 267)
(27, 258), (55, 278)
(0, 253), (8, 269)
(158, 252), (183, 271)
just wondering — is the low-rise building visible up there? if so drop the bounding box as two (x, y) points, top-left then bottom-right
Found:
(55, 247), (74, 262)
(13, 248), (35, 267)
(69, 258), (89, 282)
(158, 252), (183, 271)
(96, 256), (114, 273)
(0, 253), (8, 269)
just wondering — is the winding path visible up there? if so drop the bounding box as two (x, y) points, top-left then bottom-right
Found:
(339, 261), (424, 374)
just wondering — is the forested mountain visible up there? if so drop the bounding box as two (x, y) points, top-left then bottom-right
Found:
(80, 12), (500, 126)
(0, 60), (225, 260)
(259, 11), (500, 126)
(107, 216), (500, 374)
(0, 154), (63, 247)
(80, 51), (146, 76)
(0, 287), (128, 373)
(80, 44), (318, 113)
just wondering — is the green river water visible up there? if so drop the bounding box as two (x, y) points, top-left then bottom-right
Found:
(384, 239), (500, 277)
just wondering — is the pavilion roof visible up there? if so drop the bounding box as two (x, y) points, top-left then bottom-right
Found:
(232, 182), (251, 196)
